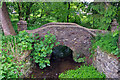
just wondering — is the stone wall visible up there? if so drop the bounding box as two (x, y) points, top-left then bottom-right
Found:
(19, 51), (35, 78)
(93, 47), (120, 78)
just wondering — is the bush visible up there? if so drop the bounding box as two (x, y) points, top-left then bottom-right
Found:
(91, 31), (120, 58)
(58, 65), (106, 79)
(0, 54), (23, 80)
(1, 30), (60, 79)
(31, 31), (60, 69)
(1, 30), (34, 79)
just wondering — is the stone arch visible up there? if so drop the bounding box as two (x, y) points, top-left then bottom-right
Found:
(26, 22), (106, 61)
(50, 45), (73, 61)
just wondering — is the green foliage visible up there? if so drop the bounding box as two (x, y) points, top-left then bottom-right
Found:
(0, 54), (23, 80)
(17, 30), (34, 51)
(7, 2), (120, 31)
(0, 0), (3, 8)
(88, 3), (117, 30)
(1, 30), (60, 79)
(8, 2), (86, 30)
(27, 17), (57, 30)
(58, 65), (106, 79)
(1, 30), (34, 79)
(91, 31), (120, 58)
(74, 57), (85, 63)
(2, 30), (34, 52)
(31, 31), (60, 69)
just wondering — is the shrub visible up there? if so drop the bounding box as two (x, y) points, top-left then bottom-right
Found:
(1, 30), (34, 79)
(91, 31), (120, 58)
(31, 31), (60, 69)
(1, 30), (60, 80)
(0, 54), (23, 79)
(58, 65), (106, 79)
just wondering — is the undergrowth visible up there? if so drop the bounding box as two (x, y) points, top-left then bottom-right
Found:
(59, 65), (106, 79)
(91, 31), (120, 59)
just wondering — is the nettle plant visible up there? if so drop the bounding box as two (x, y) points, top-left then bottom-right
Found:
(31, 31), (60, 69)
(1, 30), (34, 79)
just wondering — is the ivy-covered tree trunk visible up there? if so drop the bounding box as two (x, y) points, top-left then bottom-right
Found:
(1, 2), (16, 35)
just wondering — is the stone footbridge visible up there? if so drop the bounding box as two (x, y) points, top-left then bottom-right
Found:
(26, 22), (106, 60)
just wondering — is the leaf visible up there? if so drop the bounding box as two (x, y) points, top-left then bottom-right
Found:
(47, 31), (50, 34)
(35, 60), (39, 63)
(29, 33), (33, 37)
(56, 42), (60, 45)
(47, 64), (50, 66)
(45, 35), (48, 38)
(113, 30), (119, 37)
(50, 44), (54, 48)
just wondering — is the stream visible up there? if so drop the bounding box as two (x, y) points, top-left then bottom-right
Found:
(29, 55), (84, 79)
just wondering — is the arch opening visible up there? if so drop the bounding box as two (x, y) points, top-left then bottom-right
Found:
(50, 45), (73, 61)
(31, 45), (83, 78)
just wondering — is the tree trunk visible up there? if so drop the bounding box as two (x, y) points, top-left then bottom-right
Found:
(67, 2), (70, 22)
(17, 2), (22, 20)
(1, 2), (16, 35)
(0, 5), (3, 33)
(0, 3), (2, 54)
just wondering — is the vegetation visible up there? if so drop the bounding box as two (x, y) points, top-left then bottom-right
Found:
(88, 3), (117, 30)
(1, 30), (34, 79)
(0, 54), (22, 79)
(31, 31), (60, 69)
(6, 2), (120, 31)
(0, 30), (59, 79)
(91, 31), (120, 58)
(0, 1), (120, 79)
(74, 57), (85, 63)
(59, 65), (106, 79)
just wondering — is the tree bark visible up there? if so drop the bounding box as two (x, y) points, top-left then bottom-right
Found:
(67, 2), (70, 22)
(17, 2), (22, 20)
(25, 2), (34, 21)
(1, 2), (16, 35)
(0, 5), (3, 33)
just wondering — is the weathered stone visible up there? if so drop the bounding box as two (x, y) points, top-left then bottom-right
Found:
(17, 18), (27, 32)
(111, 19), (119, 32)
(26, 22), (106, 61)
(93, 48), (120, 78)
(18, 51), (35, 78)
